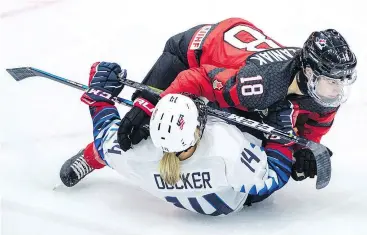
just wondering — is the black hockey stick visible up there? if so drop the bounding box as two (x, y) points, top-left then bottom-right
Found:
(6, 67), (331, 189)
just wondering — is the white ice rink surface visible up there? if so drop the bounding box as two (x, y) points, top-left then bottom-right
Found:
(1, 0), (367, 234)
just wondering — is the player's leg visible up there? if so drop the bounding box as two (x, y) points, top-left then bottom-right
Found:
(60, 142), (105, 187)
(119, 25), (206, 151)
(131, 24), (204, 100)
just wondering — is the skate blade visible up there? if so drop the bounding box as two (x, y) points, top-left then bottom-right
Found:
(53, 183), (65, 191)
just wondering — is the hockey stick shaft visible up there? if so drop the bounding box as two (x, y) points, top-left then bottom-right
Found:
(6, 67), (133, 107)
(5, 67), (331, 189)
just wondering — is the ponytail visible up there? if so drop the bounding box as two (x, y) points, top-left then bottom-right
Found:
(158, 129), (201, 185)
(159, 152), (181, 186)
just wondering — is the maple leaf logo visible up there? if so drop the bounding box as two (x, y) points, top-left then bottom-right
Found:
(212, 80), (223, 90)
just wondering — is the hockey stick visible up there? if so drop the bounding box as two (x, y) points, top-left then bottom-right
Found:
(6, 67), (133, 107)
(6, 67), (331, 189)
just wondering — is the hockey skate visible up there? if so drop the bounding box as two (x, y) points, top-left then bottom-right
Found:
(60, 149), (94, 187)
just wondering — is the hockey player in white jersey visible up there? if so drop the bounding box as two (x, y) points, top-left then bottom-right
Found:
(60, 62), (293, 216)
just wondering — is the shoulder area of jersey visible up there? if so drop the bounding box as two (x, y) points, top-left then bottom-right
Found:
(247, 47), (301, 67)
(206, 116), (243, 135)
(203, 116), (244, 149)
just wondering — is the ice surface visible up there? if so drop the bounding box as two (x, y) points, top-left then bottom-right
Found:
(1, 0), (366, 234)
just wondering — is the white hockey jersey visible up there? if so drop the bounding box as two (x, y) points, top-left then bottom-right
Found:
(91, 104), (292, 216)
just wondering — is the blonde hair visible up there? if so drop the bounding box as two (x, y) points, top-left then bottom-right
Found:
(158, 129), (201, 186)
(159, 152), (181, 186)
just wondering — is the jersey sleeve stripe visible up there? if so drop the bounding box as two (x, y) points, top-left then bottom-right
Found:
(207, 68), (226, 80)
(188, 198), (205, 214)
(223, 75), (236, 106)
(202, 193), (234, 215)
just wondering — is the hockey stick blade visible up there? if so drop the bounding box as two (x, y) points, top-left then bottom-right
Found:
(6, 67), (38, 81)
(307, 142), (331, 189)
(7, 67), (90, 91)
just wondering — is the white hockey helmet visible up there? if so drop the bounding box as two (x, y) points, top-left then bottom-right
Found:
(150, 94), (207, 153)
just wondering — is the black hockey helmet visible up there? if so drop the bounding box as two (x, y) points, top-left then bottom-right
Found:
(298, 29), (357, 107)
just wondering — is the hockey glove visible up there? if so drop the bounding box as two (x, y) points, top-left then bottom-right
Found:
(81, 62), (126, 105)
(117, 90), (159, 151)
(262, 100), (296, 145)
(291, 147), (332, 181)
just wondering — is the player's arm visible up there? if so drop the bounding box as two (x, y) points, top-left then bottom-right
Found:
(228, 137), (292, 203)
(262, 100), (298, 161)
(289, 109), (336, 181)
(80, 62), (125, 160)
(263, 100), (332, 182)
(297, 110), (337, 143)
(247, 100), (296, 199)
(256, 101), (295, 194)
(160, 66), (215, 100)
(163, 60), (287, 112)
(161, 64), (241, 108)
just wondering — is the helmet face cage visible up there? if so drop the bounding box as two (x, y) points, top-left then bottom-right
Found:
(301, 29), (357, 107)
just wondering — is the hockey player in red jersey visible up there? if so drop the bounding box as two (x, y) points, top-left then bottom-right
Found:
(60, 18), (357, 187)
(116, 18), (357, 182)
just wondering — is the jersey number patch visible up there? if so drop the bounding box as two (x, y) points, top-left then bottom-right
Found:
(241, 147), (261, 173)
(240, 76), (264, 96)
(224, 25), (279, 52)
